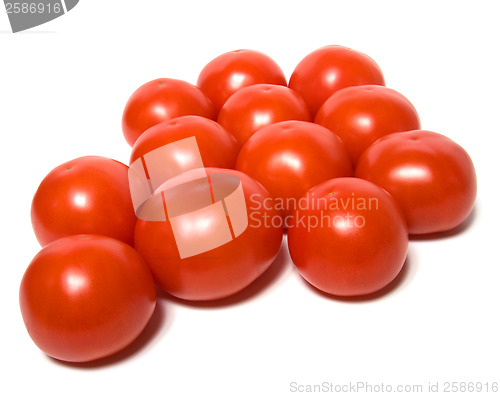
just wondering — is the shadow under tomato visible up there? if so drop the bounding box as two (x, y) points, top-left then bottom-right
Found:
(409, 205), (478, 241)
(48, 296), (171, 369)
(159, 238), (293, 309)
(299, 251), (415, 303)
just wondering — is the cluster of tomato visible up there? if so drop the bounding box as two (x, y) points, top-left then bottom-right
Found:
(19, 45), (477, 363)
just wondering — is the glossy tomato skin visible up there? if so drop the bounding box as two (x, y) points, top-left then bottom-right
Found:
(218, 84), (311, 146)
(19, 235), (156, 362)
(288, 178), (408, 297)
(315, 85), (421, 165)
(122, 78), (216, 146)
(31, 156), (137, 247)
(134, 168), (284, 301)
(130, 115), (239, 169)
(355, 130), (477, 235)
(235, 121), (353, 218)
(289, 45), (385, 116)
(197, 49), (287, 113)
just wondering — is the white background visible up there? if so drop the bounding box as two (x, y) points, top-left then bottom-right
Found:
(1, 1), (499, 395)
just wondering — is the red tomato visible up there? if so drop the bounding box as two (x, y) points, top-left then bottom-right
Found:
(288, 177), (408, 296)
(315, 85), (421, 165)
(235, 121), (353, 218)
(197, 49), (287, 113)
(217, 84), (311, 146)
(130, 115), (239, 169)
(134, 167), (284, 301)
(355, 130), (477, 235)
(19, 235), (156, 362)
(289, 45), (385, 116)
(31, 156), (137, 247)
(122, 78), (216, 146)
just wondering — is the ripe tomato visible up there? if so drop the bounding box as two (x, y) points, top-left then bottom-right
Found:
(289, 45), (385, 116)
(315, 85), (421, 165)
(31, 156), (137, 247)
(122, 78), (216, 146)
(235, 121), (353, 218)
(130, 115), (239, 169)
(197, 49), (287, 113)
(134, 167), (284, 301)
(355, 130), (477, 235)
(19, 235), (156, 362)
(288, 177), (408, 297)
(217, 83), (311, 146)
